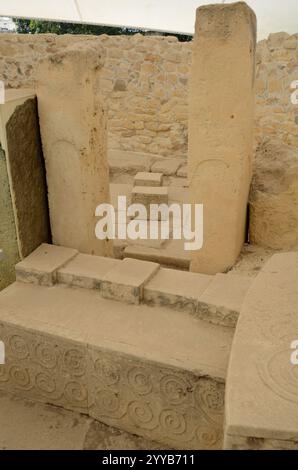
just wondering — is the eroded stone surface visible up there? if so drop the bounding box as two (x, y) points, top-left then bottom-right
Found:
(224, 253), (298, 449)
(197, 274), (252, 328)
(101, 257), (160, 304)
(134, 172), (163, 187)
(36, 44), (112, 256)
(57, 254), (120, 289)
(189, 3), (256, 274)
(144, 268), (212, 313)
(16, 243), (78, 286)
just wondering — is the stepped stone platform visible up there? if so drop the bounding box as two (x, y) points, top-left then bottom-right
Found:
(0, 244), (238, 449)
(1, 244), (297, 449)
(110, 182), (192, 268)
(224, 252), (298, 450)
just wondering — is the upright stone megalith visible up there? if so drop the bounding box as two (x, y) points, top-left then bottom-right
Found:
(36, 44), (113, 257)
(189, 2), (256, 274)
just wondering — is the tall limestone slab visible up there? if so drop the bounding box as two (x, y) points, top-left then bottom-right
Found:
(0, 90), (50, 290)
(36, 44), (113, 257)
(189, 2), (256, 274)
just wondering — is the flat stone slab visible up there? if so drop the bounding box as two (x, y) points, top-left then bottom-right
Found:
(0, 281), (233, 449)
(144, 268), (212, 313)
(197, 274), (252, 327)
(108, 150), (153, 175)
(134, 172), (163, 187)
(124, 240), (191, 270)
(15, 243), (78, 286)
(224, 253), (298, 449)
(132, 186), (168, 205)
(57, 254), (120, 289)
(101, 257), (160, 304)
(151, 159), (184, 176)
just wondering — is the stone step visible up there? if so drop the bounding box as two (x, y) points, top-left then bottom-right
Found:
(133, 172), (163, 187)
(0, 279), (233, 449)
(131, 186), (169, 218)
(15, 244), (251, 327)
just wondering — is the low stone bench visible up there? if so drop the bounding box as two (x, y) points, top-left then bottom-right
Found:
(0, 245), (234, 449)
(224, 253), (298, 449)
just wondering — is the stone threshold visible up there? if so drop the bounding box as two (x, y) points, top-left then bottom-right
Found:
(15, 244), (253, 328)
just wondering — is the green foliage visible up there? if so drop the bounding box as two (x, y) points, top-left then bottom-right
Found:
(13, 18), (192, 41)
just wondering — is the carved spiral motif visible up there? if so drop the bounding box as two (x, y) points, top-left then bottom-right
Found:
(96, 389), (120, 414)
(159, 409), (186, 435)
(94, 358), (120, 386)
(128, 400), (154, 426)
(64, 381), (88, 405)
(8, 335), (29, 359)
(0, 364), (8, 382)
(160, 375), (189, 405)
(35, 342), (57, 368)
(9, 365), (31, 388)
(258, 347), (298, 404)
(128, 368), (152, 396)
(196, 426), (220, 448)
(63, 349), (86, 377)
(35, 372), (56, 394)
(195, 379), (224, 414)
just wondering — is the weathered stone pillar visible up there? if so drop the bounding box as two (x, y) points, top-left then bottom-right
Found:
(36, 44), (113, 257)
(0, 90), (50, 290)
(189, 2), (256, 274)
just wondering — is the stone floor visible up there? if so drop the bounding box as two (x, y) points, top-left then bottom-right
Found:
(0, 390), (164, 450)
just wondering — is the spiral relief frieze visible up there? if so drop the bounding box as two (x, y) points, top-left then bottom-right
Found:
(128, 400), (155, 429)
(9, 365), (32, 390)
(35, 372), (57, 395)
(64, 381), (88, 407)
(258, 347), (298, 404)
(34, 342), (58, 369)
(8, 335), (30, 359)
(159, 409), (187, 436)
(196, 425), (220, 448)
(127, 367), (153, 396)
(63, 349), (86, 377)
(194, 379), (224, 423)
(95, 389), (124, 418)
(94, 358), (121, 386)
(160, 375), (190, 405)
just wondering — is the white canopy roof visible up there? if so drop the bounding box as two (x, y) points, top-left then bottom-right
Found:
(0, 0), (297, 40)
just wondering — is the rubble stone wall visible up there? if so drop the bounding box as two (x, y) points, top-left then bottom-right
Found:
(0, 32), (297, 159)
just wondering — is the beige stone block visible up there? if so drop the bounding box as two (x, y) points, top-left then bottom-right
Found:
(101, 258), (160, 304)
(36, 44), (112, 257)
(133, 172), (163, 187)
(88, 347), (225, 450)
(144, 268), (212, 313)
(197, 273), (252, 328)
(15, 243), (78, 286)
(131, 187), (168, 218)
(151, 159), (184, 176)
(124, 239), (191, 270)
(189, 3), (256, 274)
(224, 253), (298, 449)
(108, 150), (152, 175)
(57, 254), (120, 289)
